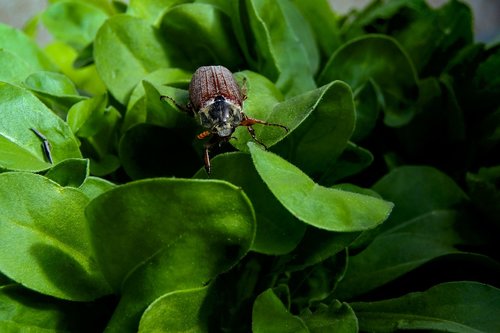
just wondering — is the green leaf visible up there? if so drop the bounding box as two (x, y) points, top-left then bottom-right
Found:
(0, 50), (35, 85)
(159, 3), (243, 70)
(0, 23), (56, 72)
(351, 281), (500, 333)
(45, 158), (90, 187)
(67, 94), (108, 137)
(138, 286), (212, 333)
(290, 0), (342, 57)
(397, 0), (473, 74)
(79, 176), (116, 200)
(24, 71), (85, 114)
(230, 70), (284, 151)
(335, 210), (464, 299)
(253, 289), (309, 333)
(232, 79), (355, 180)
(301, 301), (358, 333)
(94, 14), (171, 104)
(67, 94), (121, 176)
(42, 0), (108, 51)
(274, 81), (355, 178)
(43, 41), (107, 96)
(0, 82), (81, 171)
(0, 284), (111, 332)
(319, 35), (419, 127)
(248, 143), (393, 232)
(123, 67), (192, 131)
(195, 152), (306, 255)
(0, 172), (111, 301)
(85, 178), (255, 332)
(373, 166), (468, 229)
(352, 80), (383, 141)
(127, 0), (189, 25)
(246, 0), (318, 97)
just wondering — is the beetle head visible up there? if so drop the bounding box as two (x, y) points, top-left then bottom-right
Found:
(199, 96), (243, 137)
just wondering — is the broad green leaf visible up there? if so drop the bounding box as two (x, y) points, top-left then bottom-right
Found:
(67, 95), (121, 176)
(45, 158), (89, 187)
(85, 178), (255, 332)
(230, 70), (284, 151)
(24, 71), (79, 97)
(67, 94), (108, 137)
(335, 210), (464, 299)
(232, 79), (355, 179)
(24, 71), (85, 114)
(273, 81), (355, 178)
(94, 14), (171, 104)
(290, 0), (342, 57)
(249, 143), (393, 232)
(0, 23), (56, 72)
(195, 152), (306, 255)
(301, 301), (358, 333)
(0, 172), (111, 301)
(159, 3), (243, 70)
(352, 80), (383, 141)
(402, 1), (473, 74)
(319, 35), (419, 127)
(0, 284), (111, 332)
(253, 289), (309, 333)
(139, 286), (212, 333)
(119, 124), (200, 179)
(246, 0), (317, 97)
(127, 0), (189, 25)
(43, 41), (106, 96)
(373, 166), (468, 229)
(0, 50), (35, 85)
(343, 0), (429, 38)
(79, 176), (116, 200)
(48, 0), (117, 15)
(42, 1), (108, 51)
(123, 68), (192, 131)
(352, 281), (500, 333)
(0, 82), (81, 171)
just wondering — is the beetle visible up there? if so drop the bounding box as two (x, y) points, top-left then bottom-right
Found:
(162, 65), (288, 174)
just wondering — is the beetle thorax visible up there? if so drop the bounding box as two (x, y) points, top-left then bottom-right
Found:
(198, 96), (243, 137)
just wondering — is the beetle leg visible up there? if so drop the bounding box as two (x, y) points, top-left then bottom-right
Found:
(160, 95), (194, 116)
(31, 128), (53, 164)
(246, 125), (268, 150)
(240, 116), (289, 132)
(201, 135), (223, 175)
(203, 144), (211, 174)
(197, 130), (211, 140)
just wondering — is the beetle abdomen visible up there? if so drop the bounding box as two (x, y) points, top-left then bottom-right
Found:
(189, 66), (243, 110)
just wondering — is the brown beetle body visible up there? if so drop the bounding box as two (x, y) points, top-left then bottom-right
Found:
(189, 66), (244, 138)
(162, 65), (288, 173)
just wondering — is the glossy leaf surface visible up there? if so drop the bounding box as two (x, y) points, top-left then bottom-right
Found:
(86, 178), (255, 331)
(0, 173), (111, 301)
(249, 143), (393, 232)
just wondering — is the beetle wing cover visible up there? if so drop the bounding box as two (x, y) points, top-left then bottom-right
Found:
(189, 66), (243, 110)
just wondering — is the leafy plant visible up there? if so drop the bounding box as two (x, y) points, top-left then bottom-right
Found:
(0, 0), (499, 332)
